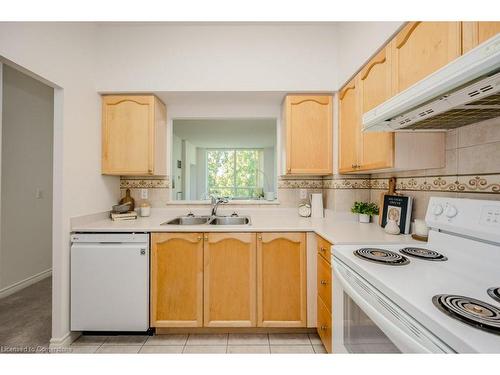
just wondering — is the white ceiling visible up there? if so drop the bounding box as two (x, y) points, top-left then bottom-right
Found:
(173, 118), (277, 148)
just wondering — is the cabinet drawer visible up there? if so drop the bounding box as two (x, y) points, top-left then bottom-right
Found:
(316, 235), (332, 264)
(317, 253), (332, 311)
(317, 295), (332, 353)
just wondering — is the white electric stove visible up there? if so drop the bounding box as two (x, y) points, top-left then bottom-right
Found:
(332, 197), (500, 353)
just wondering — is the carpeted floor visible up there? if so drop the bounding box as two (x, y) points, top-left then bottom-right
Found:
(0, 277), (52, 353)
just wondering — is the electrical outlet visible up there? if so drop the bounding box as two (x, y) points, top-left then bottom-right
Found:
(141, 189), (148, 200)
(299, 189), (308, 200)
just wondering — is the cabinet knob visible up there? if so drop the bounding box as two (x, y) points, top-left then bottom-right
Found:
(204, 236), (208, 241)
(197, 236), (202, 241)
(258, 235), (262, 240)
(320, 325), (328, 331)
(320, 280), (328, 285)
(320, 247), (326, 252)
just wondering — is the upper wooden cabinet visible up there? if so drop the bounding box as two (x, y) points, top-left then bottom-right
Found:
(102, 95), (167, 176)
(359, 46), (395, 171)
(203, 233), (257, 327)
(463, 22), (500, 53)
(150, 233), (203, 327)
(338, 80), (360, 173)
(392, 22), (462, 93)
(283, 94), (333, 175)
(257, 232), (307, 327)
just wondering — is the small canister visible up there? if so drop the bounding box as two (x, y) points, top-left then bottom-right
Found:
(139, 202), (151, 217)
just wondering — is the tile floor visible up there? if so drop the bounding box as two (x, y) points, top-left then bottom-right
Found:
(69, 333), (327, 354)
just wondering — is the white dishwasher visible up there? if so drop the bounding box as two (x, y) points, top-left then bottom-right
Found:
(70, 233), (149, 332)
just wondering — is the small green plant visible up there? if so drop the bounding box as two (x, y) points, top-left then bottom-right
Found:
(351, 201), (379, 216)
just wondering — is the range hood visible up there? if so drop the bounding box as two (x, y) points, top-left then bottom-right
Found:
(363, 34), (500, 132)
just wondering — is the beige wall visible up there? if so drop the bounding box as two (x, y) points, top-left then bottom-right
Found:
(1, 66), (53, 291)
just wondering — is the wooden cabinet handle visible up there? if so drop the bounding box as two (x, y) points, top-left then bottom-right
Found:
(320, 280), (328, 285)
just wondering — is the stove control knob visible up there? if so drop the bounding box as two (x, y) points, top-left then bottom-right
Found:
(433, 204), (444, 216)
(445, 205), (458, 218)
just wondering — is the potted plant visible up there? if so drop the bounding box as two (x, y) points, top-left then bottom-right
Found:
(351, 201), (379, 223)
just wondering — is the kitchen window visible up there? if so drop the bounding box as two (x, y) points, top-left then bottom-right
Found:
(206, 149), (264, 199)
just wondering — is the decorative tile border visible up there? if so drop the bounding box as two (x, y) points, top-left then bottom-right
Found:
(118, 174), (499, 194)
(120, 176), (170, 189)
(369, 174), (500, 194)
(277, 178), (323, 189)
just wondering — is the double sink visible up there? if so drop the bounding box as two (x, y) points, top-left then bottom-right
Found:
(162, 215), (251, 226)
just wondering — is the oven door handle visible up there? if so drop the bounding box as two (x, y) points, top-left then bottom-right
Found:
(333, 258), (453, 353)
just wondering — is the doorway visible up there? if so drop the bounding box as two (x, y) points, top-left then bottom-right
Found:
(0, 64), (54, 351)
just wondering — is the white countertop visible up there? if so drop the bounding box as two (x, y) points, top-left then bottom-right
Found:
(71, 208), (418, 245)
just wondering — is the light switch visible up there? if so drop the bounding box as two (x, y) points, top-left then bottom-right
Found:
(35, 188), (43, 199)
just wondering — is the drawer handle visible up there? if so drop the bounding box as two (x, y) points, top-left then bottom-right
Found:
(320, 325), (328, 331)
(320, 280), (328, 285)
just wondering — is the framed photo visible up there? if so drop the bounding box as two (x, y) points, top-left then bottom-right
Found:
(381, 195), (413, 234)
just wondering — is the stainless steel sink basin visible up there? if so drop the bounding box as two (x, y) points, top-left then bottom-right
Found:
(162, 215), (250, 226)
(162, 216), (211, 225)
(209, 216), (251, 225)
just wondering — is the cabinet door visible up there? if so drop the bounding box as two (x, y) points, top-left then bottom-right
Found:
(338, 78), (361, 173)
(392, 22), (462, 93)
(102, 95), (154, 175)
(257, 232), (306, 327)
(285, 95), (333, 175)
(317, 295), (332, 353)
(359, 46), (395, 171)
(151, 233), (203, 327)
(463, 22), (500, 53)
(204, 233), (257, 327)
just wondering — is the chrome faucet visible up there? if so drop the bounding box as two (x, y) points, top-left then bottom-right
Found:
(211, 196), (229, 216)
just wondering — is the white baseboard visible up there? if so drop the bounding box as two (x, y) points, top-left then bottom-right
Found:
(50, 331), (81, 349)
(0, 268), (52, 299)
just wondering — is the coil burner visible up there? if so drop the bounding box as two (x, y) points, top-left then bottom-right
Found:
(353, 248), (410, 266)
(400, 247), (447, 261)
(487, 287), (500, 304)
(433, 294), (500, 335)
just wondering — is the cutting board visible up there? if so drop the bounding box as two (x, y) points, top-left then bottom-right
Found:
(378, 177), (397, 226)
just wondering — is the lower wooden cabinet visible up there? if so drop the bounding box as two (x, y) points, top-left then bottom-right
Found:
(257, 232), (307, 327)
(316, 234), (333, 353)
(150, 233), (203, 327)
(151, 231), (307, 329)
(203, 233), (257, 327)
(317, 295), (333, 353)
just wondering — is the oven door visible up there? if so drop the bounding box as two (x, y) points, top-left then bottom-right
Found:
(332, 257), (453, 354)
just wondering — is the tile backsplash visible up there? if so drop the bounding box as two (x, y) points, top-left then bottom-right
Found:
(120, 117), (500, 218)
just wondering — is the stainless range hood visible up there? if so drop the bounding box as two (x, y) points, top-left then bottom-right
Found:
(363, 34), (500, 132)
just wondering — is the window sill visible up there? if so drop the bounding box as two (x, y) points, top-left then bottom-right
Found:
(166, 199), (280, 206)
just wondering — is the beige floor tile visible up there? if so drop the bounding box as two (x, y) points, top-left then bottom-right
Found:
(183, 346), (227, 354)
(144, 334), (188, 346)
(68, 346), (100, 353)
(96, 345), (142, 354)
(227, 345), (270, 354)
(269, 333), (310, 345)
(186, 333), (228, 346)
(270, 345), (314, 354)
(103, 335), (147, 346)
(228, 333), (268, 345)
(313, 344), (327, 354)
(139, 346), (184, 354)
(71, 335), (108, 346)
(308, 333), (322, 345)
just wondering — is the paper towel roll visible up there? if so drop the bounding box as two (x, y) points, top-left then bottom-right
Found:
(310, 193), (324, 218)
